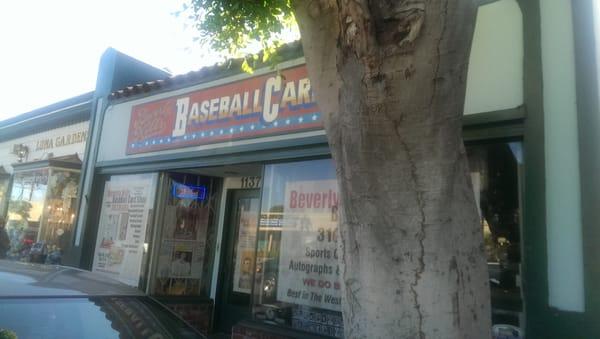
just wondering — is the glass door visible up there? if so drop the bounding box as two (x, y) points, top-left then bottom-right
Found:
(216, 189), (260, 333)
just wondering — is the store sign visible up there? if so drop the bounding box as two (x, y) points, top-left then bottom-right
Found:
(277, 180), (342, 312)
(92, 174), (157, 286)
(35, 130), (88, 151)
(171, 182), (206, 201)
(126, 65), (322, 155)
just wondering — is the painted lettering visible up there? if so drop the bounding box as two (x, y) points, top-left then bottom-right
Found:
(242, 91), (252, 115)
(289, 190), (338, 210)
(209, 98), (220, 120)
(200, 100), (210, 120)
(172, 97), (189, 137)
(253, 89), (262, 113)
(281, 80), (298, 107)
(298, 78), (311, 105)
(263, 76), (282, 123)
(189, 102), (201, 123)
(218, 96), (231, 119)
(230, 93), (242, 117)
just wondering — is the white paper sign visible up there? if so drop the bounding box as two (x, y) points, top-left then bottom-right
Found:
(277, 180), (342, 311)
(92, 174), (157, 287)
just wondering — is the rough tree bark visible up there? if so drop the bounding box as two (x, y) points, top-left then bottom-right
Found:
(292, 1), (491, 338)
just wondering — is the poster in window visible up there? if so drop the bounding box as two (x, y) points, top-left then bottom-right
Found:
(276, 180), (342, 312)
(92, 174), (157, 287)
(171, 249), (192, 275)
(232, 198), (259, 294)
(154, 239), (204, 295)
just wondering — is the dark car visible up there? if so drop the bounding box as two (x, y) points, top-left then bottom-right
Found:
(0, 260), (206, 339)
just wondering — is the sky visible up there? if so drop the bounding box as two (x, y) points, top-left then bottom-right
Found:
(0, 0), (227, 121)
(1, 1), (599, 122)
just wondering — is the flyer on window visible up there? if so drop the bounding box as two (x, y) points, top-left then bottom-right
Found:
(232, 198), (260, 294)
(276, 179), (342, 312)
(92, 174), (157, 287)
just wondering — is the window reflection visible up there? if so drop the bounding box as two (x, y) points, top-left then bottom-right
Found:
(251, 146), (524, 333)
(6, 169), (49, 261)
(253, 159), (343, 338)
(39, 169), (80, 257)
(0, 297), (200, 338)
(467, 141), (523, 326)
(0, 170), (10, 217)
(4, 168), (80, 263)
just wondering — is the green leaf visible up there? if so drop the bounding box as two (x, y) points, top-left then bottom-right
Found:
(241, 58), (254, 74)
(181, 0), (299, 68)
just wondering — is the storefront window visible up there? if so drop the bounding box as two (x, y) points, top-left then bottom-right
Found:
(467, 141), (523, 326)
(92, 173), (158, 287)
(249, 146), (522, 334)
(253, 159), (343, 338)
(0, 168), (10, 218)
(151, 173), (219, 297)
(38, 169), (80, 257)
(6, 169), (49, 260)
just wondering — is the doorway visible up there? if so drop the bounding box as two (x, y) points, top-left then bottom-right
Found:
(215, 188), (261, 333)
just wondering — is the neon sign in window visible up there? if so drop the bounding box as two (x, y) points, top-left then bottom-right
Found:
(171, 182), (207, 201)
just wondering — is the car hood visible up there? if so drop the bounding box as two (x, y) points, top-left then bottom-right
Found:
(0, 260), (145, 297)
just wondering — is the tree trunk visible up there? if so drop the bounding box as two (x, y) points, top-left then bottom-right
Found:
(293, 1), (491, 338)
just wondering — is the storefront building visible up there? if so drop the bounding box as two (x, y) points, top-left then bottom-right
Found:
(0, 92), (92, 262)
(75, 58), (525, 336)
(0, 48), (171, 265)
(68, 0), (600, 338)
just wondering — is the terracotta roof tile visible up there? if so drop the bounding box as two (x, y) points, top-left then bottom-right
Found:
(109, 40), (303, 101)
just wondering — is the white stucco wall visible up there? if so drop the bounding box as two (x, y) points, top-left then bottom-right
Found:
(541, 0), (584, 312)
(464, 0), (524, 115)
(0, 121), (89, 172)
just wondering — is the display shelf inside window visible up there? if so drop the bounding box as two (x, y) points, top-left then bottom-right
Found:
(151, 173), (219, 298)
